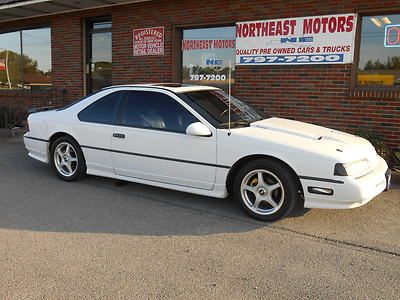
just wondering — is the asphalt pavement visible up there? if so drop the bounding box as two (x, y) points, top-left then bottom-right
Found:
(0, 140), (399, 299)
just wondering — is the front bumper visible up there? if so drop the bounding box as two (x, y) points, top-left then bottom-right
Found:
(302, 155), (390, 209)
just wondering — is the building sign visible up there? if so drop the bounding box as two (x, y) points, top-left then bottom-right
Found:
(358, 74), (394, 86)
(133, 27), (164, 56)
(0, 59), (6, 71)
(182, 38), (235, 82)
(182, 39), (235, 51)
(384, 24), (400, 47)
(236, 14), (357, 65)
(181, 26), (236, 89)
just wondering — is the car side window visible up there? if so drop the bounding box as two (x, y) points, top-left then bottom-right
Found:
(120, 91), (198, 133)
(78, 92), (124, 125)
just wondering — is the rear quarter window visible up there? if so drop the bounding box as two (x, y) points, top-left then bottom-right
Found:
(78, 91), (124, 125)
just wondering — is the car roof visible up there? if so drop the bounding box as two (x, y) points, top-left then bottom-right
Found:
(103, 83), (220, 93)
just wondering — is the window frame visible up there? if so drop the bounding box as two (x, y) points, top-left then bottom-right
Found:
(180, 24), (236, 88)
(172, 21), (236, 83)
(115, 90), (201, 135)
(351, 9), (400, 91)
(0, 23), (51, 36)
(0, 24), (52, 90)
(85, 16), (112, 94)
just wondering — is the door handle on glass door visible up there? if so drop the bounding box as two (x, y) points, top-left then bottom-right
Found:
(113, 133), (125, 139)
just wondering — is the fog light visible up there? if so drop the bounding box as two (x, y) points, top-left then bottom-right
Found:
(308, 187), (334, 196)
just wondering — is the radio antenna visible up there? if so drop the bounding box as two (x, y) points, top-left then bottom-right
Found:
(228, 60), (232, 136)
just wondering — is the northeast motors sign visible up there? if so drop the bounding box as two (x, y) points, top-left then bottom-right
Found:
(236, 13), (357, 65)
(133, 26), (164, 56)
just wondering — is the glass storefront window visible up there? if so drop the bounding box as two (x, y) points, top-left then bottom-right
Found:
(0, 26), (51, 90)
(182, 26), (236, 91)
(22, 28), (52, 90)
(357, 14), (400, 87)
(0, 31), (22, 89)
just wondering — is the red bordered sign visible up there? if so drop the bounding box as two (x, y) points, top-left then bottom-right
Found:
(0, 59), (6, 71)
(133, 26), (164, 56)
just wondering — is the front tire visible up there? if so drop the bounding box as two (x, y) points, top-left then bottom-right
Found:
(50, 136), (86, 181)
(233, 159), (299, 221)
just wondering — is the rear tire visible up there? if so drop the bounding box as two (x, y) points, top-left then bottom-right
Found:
(233, 159), (299, 222)
(50, 136), (86, 181)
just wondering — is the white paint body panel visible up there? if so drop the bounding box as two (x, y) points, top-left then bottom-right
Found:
(111, 125), (217, 190)
(24, 85), (389, 210)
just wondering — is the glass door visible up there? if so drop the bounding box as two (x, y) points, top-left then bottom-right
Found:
(86, 18), (112, 93)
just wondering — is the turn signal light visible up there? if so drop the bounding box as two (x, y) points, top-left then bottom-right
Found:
(307, 187), (334, 196)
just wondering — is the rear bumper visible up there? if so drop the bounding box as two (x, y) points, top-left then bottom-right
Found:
(24, 135), (49, 164)
(302, 156), (389, 209)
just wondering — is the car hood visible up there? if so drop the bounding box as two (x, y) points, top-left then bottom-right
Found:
(246, 117), (377, 163)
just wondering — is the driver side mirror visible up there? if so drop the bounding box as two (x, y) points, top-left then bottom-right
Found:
(186, 122), (212, 137)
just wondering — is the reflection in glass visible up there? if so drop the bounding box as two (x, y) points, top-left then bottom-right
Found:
(358, 14), (400, 87)
(0, 31), (22, 89)
(22, 28), (52, 90)
(90, 32), (112, 92)
(88, 21), (112, 93)
(182, 26), (236, 91)
(93, 21), (112, 30)
(0, 27), (51, 90)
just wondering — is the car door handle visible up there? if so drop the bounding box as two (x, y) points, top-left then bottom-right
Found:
(113, 133), (125, 139)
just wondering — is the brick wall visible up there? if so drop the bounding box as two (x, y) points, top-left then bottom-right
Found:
(111, 0), (400, 149)
(235, 65), (400, 148)
(0, 0), (399, 148)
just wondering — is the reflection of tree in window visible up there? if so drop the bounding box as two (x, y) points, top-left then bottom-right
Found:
(364, 57), (400, 70)
(0, 50), (22, 89)
(22, 28), (52, 90)
(0, 27), (52, 90)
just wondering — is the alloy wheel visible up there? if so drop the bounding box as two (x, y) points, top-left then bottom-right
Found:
(240, 169), (285, 215)
(53, 142), (78, 177)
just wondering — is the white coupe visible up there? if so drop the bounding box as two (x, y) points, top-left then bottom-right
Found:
(24, 84), (391, 221)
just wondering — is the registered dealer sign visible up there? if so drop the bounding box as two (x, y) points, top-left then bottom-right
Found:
(236, 14), (357, 65)
(133, 26), (164, 56)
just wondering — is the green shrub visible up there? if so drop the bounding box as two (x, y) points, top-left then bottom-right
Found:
(394, 150), (400, 171)
(355, 129), (395, 168)
(0, 106), (16, 129)
(0, 106), (19, 128)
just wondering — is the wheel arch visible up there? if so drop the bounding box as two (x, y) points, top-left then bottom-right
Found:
(48, 131), (87, 180)
(48, 132), (80, 153)
(225, 154), (303, 194)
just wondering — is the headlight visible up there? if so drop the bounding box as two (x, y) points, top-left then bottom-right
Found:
(334, 159), (370, 176)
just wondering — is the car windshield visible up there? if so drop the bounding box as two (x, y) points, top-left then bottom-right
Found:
(179, 89), (267, 128)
